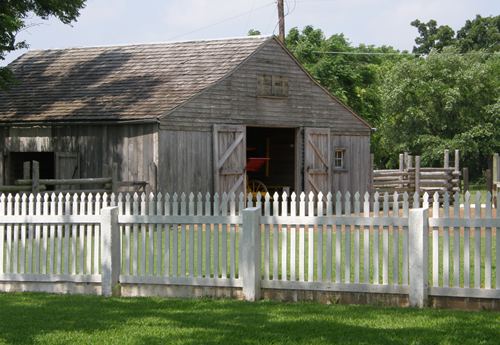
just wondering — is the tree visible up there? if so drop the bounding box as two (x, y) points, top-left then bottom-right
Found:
(377, 47), (500, 177)
(456, 15), (500, 52)
(411, 19), (455, 55)
(247, 29), (261, 36)
(0, 0), (86, 89)
(285, 26), (402, 126)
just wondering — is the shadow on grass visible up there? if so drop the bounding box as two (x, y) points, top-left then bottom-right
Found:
(0, 293), (498, 345)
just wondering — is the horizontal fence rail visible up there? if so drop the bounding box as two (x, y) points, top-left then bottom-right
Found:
(0, 190), (498, 305)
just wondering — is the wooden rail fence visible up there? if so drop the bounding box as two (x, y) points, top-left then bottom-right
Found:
(373, 149), (461, 196)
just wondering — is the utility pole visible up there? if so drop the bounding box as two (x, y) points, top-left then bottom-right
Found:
(277, 0), (285, 44)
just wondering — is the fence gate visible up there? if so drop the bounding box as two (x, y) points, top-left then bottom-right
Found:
(304, 128), (331, 194)
(213, 125), (246, 195)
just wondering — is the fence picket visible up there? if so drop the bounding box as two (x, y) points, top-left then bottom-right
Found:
(373, 192), (380, 284)
(180, 193), (187, 278)
(205, 193), (211, 278)
(85, 194), (93, 275)
(335, 191), (342, 283)
(474, 191), (481, 289)
(63, 194), (71, 275)
(402, 192), (409, 286)
(326, 192), (333, 282)
(484, 192), (492, 289)
(496, 191), (500, 290)
(299, 192), (306, 282)
(213, 193), (220, 278)
(317, 192), (324, 282)
(392, 192), (399, 285)
(172, 193), (179, 278)
(56, 194), (63, 274)
(264, 193), (270, 281)
(432, 192), (440, 287)
(164, 193), (171, 277)
(140, 193), (147, 276)
(363, 192), (370, 283)
(281, 192), (288, 281)
(124, 193), (131, 275)
(290, 192), (297, 281)
(230, 193), (237, 279)
(443, 192), (450, 288)
(20, 194), (27, 274)
(464, 191), (471, 288)
(345, 192), (352, 284)
(221, 193), (228, 279)
(13, 194), (20, 274)
(188, 193), (195, 278)
(308, 192), (314, 282)
(273, 192), (279, 281)
(156, 193), (163, 276)
(382, 192), (389, 285)
(453, 192), (460, 288)
(196, 193), (203, 278)
(93, 193), (100, 275)
(148, 193), (156, 276)
(132, 193), (139, 276)
(78, 194), (85, 275)
(71, 194), (78, 275)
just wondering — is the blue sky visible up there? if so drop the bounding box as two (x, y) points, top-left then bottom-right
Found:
(2, 0), (499, 65)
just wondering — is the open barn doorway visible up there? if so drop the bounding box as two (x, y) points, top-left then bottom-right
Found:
(7, 152), (55, 186)
(246, 127), (296, 196)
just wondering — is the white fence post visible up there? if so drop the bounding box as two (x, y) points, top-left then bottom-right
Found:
(409, 208), (429, 308)
(101, 206), (120, 297)
(241, 207), (261, 301)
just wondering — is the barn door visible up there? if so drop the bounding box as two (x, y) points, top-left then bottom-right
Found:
(55, 152), (80, 190)
(213, 125), (246, 196)
(304, 128), (331, 194)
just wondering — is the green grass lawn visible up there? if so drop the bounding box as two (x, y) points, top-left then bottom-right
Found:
(0, 293), (498, 345)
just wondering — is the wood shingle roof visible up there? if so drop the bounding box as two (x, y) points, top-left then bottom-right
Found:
(0, 36), (270, 122)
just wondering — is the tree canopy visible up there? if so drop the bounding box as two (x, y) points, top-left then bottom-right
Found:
(0, 0), (86, 89)
(411, 15), (499, 54)
(283, 16), (499, 179)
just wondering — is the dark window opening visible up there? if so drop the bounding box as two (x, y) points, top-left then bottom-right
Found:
(334, 149), (346, 170)
(8, 152), (55, 188)
(246, 127), (295, 195)
(257, 75), (288, 97)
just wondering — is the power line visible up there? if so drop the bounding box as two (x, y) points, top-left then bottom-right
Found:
(168, 1), (276, 41)
(313, 51), (499, 56)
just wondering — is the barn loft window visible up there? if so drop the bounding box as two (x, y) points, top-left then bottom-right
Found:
(257, 75), (288, 97)
(334, 149), (346, 170)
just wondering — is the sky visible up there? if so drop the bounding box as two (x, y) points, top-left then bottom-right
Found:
(2, 0), (499, 65)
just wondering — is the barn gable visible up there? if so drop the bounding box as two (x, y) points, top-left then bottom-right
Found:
(160, 37), (371, 134)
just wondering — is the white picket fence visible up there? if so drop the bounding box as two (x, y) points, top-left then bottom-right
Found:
(0, 190), (498, 305)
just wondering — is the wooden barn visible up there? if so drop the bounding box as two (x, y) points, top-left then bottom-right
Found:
(0, 36), (372, 196)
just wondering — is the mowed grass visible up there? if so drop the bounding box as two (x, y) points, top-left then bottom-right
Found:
(0, 293), (498, 345)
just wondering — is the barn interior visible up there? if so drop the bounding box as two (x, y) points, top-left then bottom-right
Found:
(7, 152), (55, 185)
(246, 127), (296, 195)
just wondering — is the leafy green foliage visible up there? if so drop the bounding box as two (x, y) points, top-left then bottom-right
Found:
(285, 26), (402, 126)
(0, 0), (86, 89)
(377, 47), (500, 176)
(411, 15), (500, 55)
(247, 29), (261, 36)
(456, 15), (500, 53)
(411, 19), (455, 55)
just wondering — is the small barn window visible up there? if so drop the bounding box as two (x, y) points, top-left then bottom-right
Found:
(257, 75), (288, 97)
(334, 149), (346, 170)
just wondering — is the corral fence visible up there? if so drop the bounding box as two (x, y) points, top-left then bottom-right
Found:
(373, 149), (461, 197)
(0, 190), (498, 309)
(0, 161), (148, 194)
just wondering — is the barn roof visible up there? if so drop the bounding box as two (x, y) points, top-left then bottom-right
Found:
(0, 36), (271, 123)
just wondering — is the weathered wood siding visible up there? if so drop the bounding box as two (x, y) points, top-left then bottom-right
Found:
(160, 39), (370, 135)
(331, 134), (371, 195)
(0, 124), (158, 192)
(158, 129), (212, 194)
